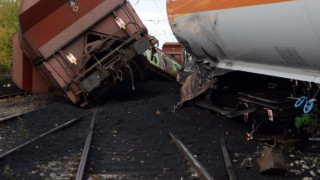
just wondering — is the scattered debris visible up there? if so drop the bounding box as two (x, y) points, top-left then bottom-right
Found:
(68, 162), (74, 166)
(175, 73), (217, 109)
(240, 157), (253, 169)
(2, 83), (11, 88)
(289, 169), (302, 175)
(309, 170), (316, 177)
(308, 137), (320, 141)
(257, 148), (287, 175)
(87, 176), (100, 180)
(155, 110), (161, 115)
(302, 177), (313, 180)
(254, 136), (306, 148)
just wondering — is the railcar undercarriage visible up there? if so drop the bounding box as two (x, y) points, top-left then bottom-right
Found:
(177, 58), (320, 138)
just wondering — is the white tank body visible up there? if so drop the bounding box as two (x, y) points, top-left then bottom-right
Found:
(167, 0), (320, 83)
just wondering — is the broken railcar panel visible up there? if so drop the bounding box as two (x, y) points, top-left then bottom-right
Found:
(257, 148), (288, 175)
(15, 0), (156, 105)
(144, 47), (181, 81)
(177, 56), (319, 133)
(167, 8), (320, 126)
(167, 0), (320, 119)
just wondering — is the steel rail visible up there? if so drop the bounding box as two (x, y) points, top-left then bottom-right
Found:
(0, 108), (40, 123)
(0, 92), (27, 100)
(75, 110), (97, 180)
(0, 112), (25, 123)
(169, 132), (214, 180)
(0, 109), (95, 161)
(221, 137), (237, 180)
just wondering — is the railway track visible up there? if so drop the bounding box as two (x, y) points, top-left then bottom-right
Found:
(0, 92), (58, 124)
(0, 107), (213, 180)
(0, 103), (272, 180)
(0, 91), (237, 180)
(0, 99), (209, 180)
(1, 108), (194, 180)
(0, 92), (55, 122)
(0, 86), (318, 179)
(0, 92), (27, 101)
(0, 101), (90, 179)
(0, 99), (198, 179)
(0, 109), (38, 123)
(76, 111), (96, 180)
(82, 116), (198, 179)
(170, 132), (215, 180)
(0, 109), (96, 161)
(81, 119), (215, 180)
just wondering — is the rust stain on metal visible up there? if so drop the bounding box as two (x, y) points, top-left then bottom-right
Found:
(177, 73), (217, 108)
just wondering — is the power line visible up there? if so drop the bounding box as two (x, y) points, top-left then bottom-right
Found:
(134, 0), (140, 6)
(131, 0), (177, 44)
(151, 0), (168, 40)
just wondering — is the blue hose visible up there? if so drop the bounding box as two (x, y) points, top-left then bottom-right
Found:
(303, 100), (314, 114)
(295, 96), (306, 108)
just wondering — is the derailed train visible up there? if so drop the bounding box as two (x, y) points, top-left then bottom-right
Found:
(11, 0), (320, 133)
(167, 0), (320, 132)
(12, 0), (180, 106)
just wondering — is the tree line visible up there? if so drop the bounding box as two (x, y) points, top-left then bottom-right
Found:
(0, 0), (20, 73)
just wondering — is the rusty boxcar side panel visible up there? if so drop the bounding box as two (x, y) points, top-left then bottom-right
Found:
(12, 33), (49, 93)
(162, 42), (183, 64)
(15, 0), (156, 105)
(19, 0), (123, 62)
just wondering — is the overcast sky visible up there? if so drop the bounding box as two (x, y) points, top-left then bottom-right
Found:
(128, 0), (177, 48)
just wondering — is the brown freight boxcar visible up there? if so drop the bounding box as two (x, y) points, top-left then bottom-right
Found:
(162, 42), (183, 65)
(13, 0), (157, 106)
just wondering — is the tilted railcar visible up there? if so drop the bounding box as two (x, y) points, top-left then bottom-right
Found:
(13, 0), (157, 106)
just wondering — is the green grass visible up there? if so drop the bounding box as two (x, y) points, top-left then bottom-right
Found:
(3, 165), (20, 180)
(0, 0), (20, 73)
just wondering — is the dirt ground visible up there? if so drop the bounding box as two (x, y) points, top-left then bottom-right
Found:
(0, 76), (319, 180)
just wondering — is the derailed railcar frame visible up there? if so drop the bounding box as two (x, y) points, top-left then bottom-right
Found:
(19, 1), (155, 106)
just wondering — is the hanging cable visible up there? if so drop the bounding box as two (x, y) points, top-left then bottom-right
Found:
(135, 0), (141, 6)
(312, 85), (320, 100)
